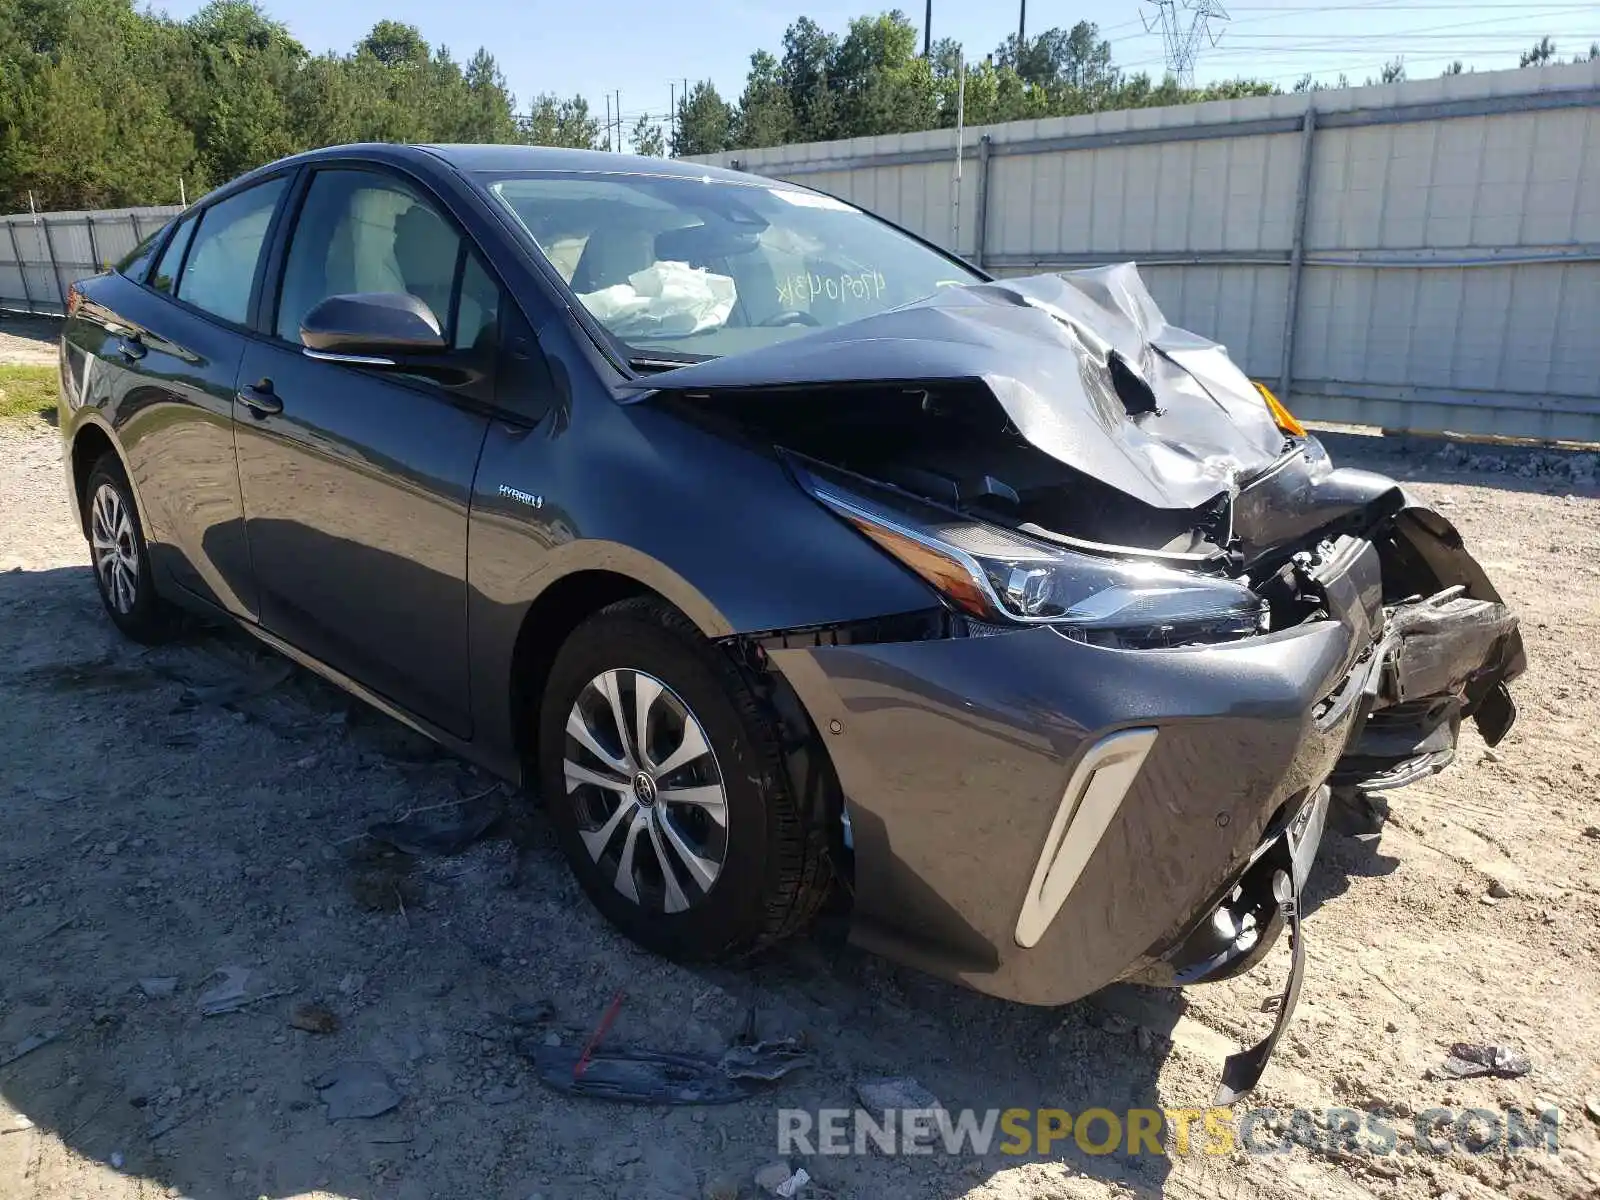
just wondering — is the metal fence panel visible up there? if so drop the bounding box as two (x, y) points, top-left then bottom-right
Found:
(0, 205), (182, 316)
(698, 59), (1600, 442)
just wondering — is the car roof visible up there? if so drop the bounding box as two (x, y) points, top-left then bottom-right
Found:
(202, 143), (789, 211)
(416, 144), (769, 185)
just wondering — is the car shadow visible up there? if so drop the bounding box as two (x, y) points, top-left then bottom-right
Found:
(0, 563), (1191, 1200)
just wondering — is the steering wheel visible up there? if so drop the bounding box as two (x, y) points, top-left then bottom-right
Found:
(757, 310), (821, 328)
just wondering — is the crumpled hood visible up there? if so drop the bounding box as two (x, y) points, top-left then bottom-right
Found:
(618, 263), (1289, 511)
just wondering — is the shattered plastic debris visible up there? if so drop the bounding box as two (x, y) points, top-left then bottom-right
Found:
(195, 966), (251, 1015)
(755, 1162), (811, 1196)
(313, 1061), (402, 1120)
(195, 966), (292, 1016)
(521, 1038), (816, 1105)
(1433, 1042), (1532, 1080)
(137, 977), (178, 999)
(366, 795), (503, 857)
(719, 1038), (817, 1082)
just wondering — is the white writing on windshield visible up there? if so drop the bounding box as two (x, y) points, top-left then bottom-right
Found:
(777, 269), (887, 309)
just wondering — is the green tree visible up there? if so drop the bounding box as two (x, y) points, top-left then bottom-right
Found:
(995, 22), (1114, 97)
(827, 10), (936, 137)
(735, 50), (793, 148)
(630, 114), (665, 157)
(780, 17), (840, 141)
(674, 80), (733, 156)
(1368, 57), (1406, 85)
(457, 48), (519, 143)
(522, 94), (600, 149)
(1520, 36), (1557, 67)
(359, 19), (429, 67)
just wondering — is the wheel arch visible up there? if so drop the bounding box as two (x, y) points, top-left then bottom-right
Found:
(68, 419), (125, 534)
(506, 567), (674, 777)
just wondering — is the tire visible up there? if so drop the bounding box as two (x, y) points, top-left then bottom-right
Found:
(83, 454), (177, 643)
(538, 596), (832, 961)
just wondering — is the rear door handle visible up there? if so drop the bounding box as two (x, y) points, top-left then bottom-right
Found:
(114, 335), (145, 362)
(237, 380), (283, 418)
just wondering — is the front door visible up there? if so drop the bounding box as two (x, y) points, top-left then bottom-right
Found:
(234, 166), (502, 736)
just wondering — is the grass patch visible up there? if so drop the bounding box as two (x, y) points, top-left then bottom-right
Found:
(0, 363), (59, 422)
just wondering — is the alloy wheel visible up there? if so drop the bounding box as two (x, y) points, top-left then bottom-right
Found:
(90, 482), (139, 614)
(563, 668), (728, 914)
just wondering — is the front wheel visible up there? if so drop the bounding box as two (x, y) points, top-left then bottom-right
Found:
(538, 597), (832, 961)
(83, 455), (177, 643)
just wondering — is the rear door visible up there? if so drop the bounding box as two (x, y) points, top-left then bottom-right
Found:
(85, 175), (291, 618)
(233, 165), (500, 736)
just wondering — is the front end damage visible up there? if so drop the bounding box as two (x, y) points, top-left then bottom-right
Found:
(632, 264), (1524, 1101)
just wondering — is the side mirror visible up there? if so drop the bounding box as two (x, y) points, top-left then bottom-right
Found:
(299, 292), (447, 363)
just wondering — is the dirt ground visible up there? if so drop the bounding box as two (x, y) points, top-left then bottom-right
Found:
(2, 332), (1598, 1200)
(0, 316), (63, 366)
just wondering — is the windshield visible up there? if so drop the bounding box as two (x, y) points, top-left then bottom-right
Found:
(483, 171), (981, 362)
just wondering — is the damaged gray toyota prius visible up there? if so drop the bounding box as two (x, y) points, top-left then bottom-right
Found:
(60, 145), (1524, 1102)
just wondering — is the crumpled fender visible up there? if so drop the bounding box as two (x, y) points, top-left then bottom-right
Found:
(1387, 498), (1526, 742)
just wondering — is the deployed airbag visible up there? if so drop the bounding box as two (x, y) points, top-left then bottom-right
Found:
(581, 260), (737, 338)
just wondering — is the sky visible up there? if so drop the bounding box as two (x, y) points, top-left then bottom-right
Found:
(152, 0), (1600, 137)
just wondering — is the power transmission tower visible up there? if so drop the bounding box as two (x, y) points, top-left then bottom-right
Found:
(1142, 1), (1230, 88)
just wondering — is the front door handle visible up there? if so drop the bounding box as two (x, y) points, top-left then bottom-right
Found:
(114, 335), (146, 362)
(237, 379), (283, 418)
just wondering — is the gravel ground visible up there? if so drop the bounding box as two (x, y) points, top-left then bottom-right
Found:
(0, 316), (61, 366)
(1, 405), (1597, 1200)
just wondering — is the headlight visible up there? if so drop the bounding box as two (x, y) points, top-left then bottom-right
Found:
(802, 469), (1267, 647)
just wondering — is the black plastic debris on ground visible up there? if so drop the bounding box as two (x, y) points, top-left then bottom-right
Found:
(1432, 1042), (1532, 1080)
(366, 792), (504, 857)
(520, 1037), (815, 1105)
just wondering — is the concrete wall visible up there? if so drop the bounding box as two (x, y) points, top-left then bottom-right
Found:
(694, 61), (1600, 442)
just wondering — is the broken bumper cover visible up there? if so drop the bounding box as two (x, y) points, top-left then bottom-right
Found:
(766, 591), (1375, 1008)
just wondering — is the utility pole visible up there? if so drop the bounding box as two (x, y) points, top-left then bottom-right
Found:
(1018, 0), (1026, 50)
(615, 90), (622, 153)
(604, 93), (611, 151)
(669, 83), (676, 155)
(923, 0), (931, 56)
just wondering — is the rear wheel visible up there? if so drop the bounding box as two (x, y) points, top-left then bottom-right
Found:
(538, 597), (832, 961)
(83, 455), (176, 643)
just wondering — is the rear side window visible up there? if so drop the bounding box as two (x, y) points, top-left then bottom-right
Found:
(115, 223), (170, 282)
(149, 215), (197, 295)
(175, 177), (287, 324)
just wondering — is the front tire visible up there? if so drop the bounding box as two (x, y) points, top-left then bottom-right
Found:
(538, 597), (832, 961)
(83, 455), (176, 643)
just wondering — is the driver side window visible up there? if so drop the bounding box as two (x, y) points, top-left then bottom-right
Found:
(276, 169), (498, 353)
